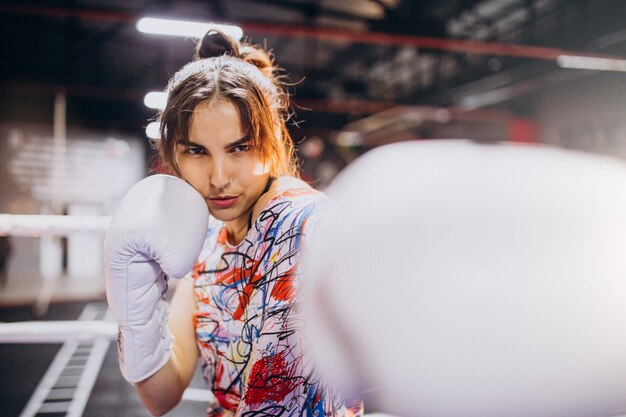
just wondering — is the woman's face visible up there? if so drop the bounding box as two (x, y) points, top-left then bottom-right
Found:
(175, 100), (271, 240)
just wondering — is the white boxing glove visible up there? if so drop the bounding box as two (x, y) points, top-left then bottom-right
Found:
(103, 174), (209, 383)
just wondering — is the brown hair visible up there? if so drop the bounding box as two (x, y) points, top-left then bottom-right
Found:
(155, 30), (298, 177)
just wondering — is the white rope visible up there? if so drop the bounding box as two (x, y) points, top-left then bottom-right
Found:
(0, 321), (117, 343)
(182, 387), (216, 402)
(0, 214), (112, 316)
(0, 214), (111, 237)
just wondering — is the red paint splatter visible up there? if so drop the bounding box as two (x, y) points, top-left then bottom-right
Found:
(217, 228), (229, 245)
(193, 260), (206, 279)
(214, 390), (240, 413)
(271, 266), (297, 301)
(282, 188), (317, 198)
(215, 260), (263, 321)
(244, 351), (298, 406)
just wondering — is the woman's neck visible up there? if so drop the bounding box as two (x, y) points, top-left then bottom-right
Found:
(251, 176), (310, 219)
(224, 217), (251, 246)
(224, 176), (311, 246)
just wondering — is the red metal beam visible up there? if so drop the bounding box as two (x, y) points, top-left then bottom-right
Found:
(2, 4), (623, 62)
(241, 22), (620, 61)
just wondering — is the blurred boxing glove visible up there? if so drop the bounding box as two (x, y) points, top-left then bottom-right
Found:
(303, 140), (626, 417)
(103, 174), (209, 383)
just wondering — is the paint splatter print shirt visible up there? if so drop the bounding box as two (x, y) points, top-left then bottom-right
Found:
(191, 186), (364, 417)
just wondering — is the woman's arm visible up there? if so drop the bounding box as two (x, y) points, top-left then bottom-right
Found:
(135, 278), (200, 416)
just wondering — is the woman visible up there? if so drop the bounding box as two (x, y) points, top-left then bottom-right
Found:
(132, 31), (363, 416)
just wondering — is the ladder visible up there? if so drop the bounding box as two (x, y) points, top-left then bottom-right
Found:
(19, 302), (112, 417)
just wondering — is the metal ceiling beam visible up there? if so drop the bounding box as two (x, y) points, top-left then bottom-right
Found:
(1, 3), (623, 63)
(241, 21), (620, 61)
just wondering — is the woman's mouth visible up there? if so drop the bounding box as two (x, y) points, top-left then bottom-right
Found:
(209, 196), (239, 208)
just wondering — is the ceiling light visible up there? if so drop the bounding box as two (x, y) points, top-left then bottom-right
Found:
(145, 122), (160, 140)
(335, 131), (362, 147)
(557, 55), (626, 72)
(136, 17), (243, 40)
(320, 0), (385, 20)
(144, 92), (167, 110)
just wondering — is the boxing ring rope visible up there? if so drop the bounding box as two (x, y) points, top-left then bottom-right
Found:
(0, 317), (219, 407)
(0, 214), (111, 316)
(0, 320), (117, 343)
(0, 215), (113, 339)
(0, 214), (111, 237)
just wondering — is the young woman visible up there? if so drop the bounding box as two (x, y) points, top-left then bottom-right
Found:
(104, 30), (364, 417)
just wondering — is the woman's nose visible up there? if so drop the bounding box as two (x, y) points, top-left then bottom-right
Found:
(209, 157), (231, 190)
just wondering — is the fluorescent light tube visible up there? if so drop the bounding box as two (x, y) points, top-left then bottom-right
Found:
(145, 122), (161, 140)
(137, 17), (243, 40)
(557, 55), (626, 72)
(144, 92), (167, 110)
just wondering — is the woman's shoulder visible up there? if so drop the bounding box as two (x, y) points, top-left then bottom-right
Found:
(253, 176), (331, 219)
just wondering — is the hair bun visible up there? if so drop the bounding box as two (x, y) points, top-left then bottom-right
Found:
(195, 30), (239, 60)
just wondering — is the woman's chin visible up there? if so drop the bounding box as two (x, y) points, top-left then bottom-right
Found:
(208, 207), (242, 224)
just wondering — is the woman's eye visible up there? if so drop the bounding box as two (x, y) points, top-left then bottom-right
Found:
(231, 144), (251, 153)
(185, 146), (205, 155)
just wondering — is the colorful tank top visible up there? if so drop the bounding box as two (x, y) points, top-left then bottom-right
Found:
(191, 186), (364, 417)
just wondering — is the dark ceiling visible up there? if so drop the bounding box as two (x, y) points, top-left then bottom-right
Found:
(1, 0), (625, 143)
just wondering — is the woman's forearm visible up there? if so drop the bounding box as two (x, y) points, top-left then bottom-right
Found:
(136, 279), (200, 416)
